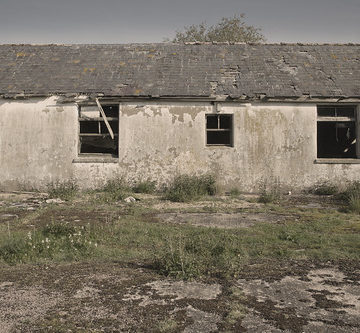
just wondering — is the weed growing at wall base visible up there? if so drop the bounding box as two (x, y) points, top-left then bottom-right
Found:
(99, 177), (130, 203)
(165, 174), (216, 202)
(132, 179), (157, 194)
(47, 180), (78, 201)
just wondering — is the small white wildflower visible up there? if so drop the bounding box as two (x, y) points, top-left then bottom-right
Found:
(33, 245), (36, 249)
(95, 243), (98, 247)
(88, 241), (92, 245)
(41, 240), (45, 243)
(27, 231), (32, 240)
(46, 245), (49, 249)
(45, 238), (49, 243)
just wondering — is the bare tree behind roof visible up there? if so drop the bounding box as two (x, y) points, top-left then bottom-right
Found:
(166, 14), (266, 43)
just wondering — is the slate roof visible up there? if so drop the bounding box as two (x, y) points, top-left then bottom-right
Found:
(0, 43), (359, 99)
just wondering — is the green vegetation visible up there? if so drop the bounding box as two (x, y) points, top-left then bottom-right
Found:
(0, 221), (95, 265)
(309, 182), (339, 195)
(258, 182), (281, 204)
(229, 188), (241, 197)
(337, 181), (360, 213)
(132, 179), (157, 194)
(165, 174), (216, 202)
(2, 175), (360, 280)
(1, 198), (359, 280)
(167, 13), (265, 43)
(99, 177), (130, 203)
(47, 180), (78, 200)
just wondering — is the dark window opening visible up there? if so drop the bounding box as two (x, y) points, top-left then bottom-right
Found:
(79, 104), (119, 156)
(206, 114), (233, 146)
(317, 105), (357, 159)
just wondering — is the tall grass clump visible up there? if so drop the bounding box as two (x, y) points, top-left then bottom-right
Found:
(100, 177), (129, 202)
(258, 180), (281, 204)
(309, 182), (338, 195)
(338, 181), (360, 213)
(132, 179), (157, 194)
(47, 180), (78, 201)
(0, 221), (96, 265)
(153, 230), (238, 279)
(165, 174), (216, 202)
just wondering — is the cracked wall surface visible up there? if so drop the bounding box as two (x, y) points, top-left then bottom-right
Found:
(1, 98), (360, 191)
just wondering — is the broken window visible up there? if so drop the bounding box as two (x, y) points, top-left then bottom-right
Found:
(78, 102), (119, 156)
(317, 105), (357, 158)
(206, 114), (233, 146)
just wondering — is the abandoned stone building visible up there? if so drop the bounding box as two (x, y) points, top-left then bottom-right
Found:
(0, 43), (359, 192)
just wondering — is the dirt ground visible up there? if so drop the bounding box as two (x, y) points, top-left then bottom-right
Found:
(0, 192), (359, 332)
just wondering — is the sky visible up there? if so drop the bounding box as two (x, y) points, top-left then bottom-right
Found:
(1, 0), (359, 44)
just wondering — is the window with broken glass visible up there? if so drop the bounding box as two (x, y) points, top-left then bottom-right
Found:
(317, 105), (358, 159)
(78, 103), (119, 157)
(206, 114), (233, 146)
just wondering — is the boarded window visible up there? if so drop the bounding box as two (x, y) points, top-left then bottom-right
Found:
(79, 104), (119, 156)
(206, 114), (233, 146)
(317, 105), (357, 158)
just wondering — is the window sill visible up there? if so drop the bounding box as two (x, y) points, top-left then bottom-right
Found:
(206, 145), (233, 148)
(315, 158), (360, 164)
(73, 156), (118, 163)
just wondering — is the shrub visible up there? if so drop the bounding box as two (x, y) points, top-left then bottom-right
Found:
(47, 180), (78, 200)
(0, 222), (96, 265)
(258, 182), (281, 204)
(337, 181), (360, 203)
(165, 174), (216, 202)
(229, 187), (241, 197)
(347, 194), (360, 214)
(132, 180), (157, 194)
(0, 237), (30, 264)
(309, 182), (338, 195)
(100, 177), (129, 202)
(337, 182), (360, 213)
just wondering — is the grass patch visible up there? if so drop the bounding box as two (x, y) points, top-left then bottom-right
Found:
(229, 188), (241, 197)
(1, 194), (359, 279)
(337, 182), (360, 213)
(164, 174), (216, 202)
(258, 183), (281, 204)
(132, 179), (157, 194)
(47, 180), (78, 201)
(309, 182), (339, 195)
(0, 221), (95, 264)
(98, 177), (130, 203)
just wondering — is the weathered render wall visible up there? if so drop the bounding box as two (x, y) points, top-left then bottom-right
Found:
(116, 101), (360, 192)
(1, 97), (360, 192)
(0, 97), (77, 190)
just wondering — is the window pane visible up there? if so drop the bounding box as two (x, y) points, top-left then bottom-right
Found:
(317, 105), (356, 118)
(102, 105), (119, 118)
(317, 121), (356, 158)
(206, 115), (218, 129)
(220, 115), (232, 129)
(100, 120), (118, 134)
(318, 106), (335, 117)
(207, 131), (231, 145)
(335, 106), (355, 118)
(80, 136), (118, 155)
(80, 121), (99, 134)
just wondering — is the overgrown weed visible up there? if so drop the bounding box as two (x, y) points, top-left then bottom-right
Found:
(258, 180), (281, 204)
(0, 221), (95, 264)
(99, 177), (130, 203)
(309, 182), (339, 195)
(229, 188), (241, 197)
(47, 180), (78, 201)
(165, 174), (216, 202)
(132, 179), (157, 194)
(337, 181), (360, 213)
